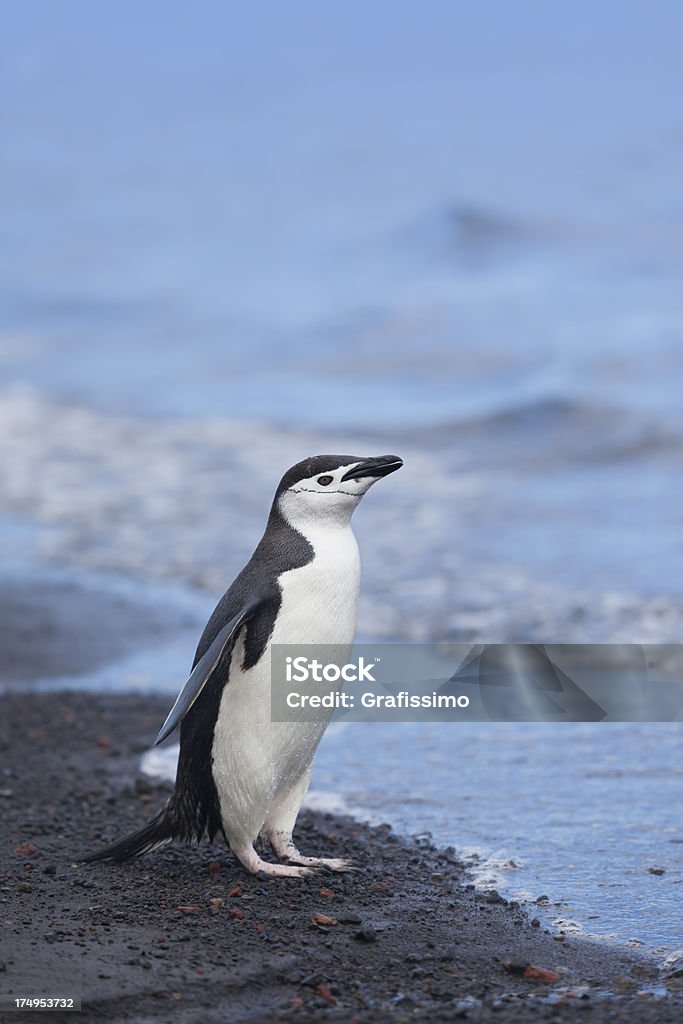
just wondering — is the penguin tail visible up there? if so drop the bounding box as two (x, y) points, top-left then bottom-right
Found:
(82, 808), (174, 863)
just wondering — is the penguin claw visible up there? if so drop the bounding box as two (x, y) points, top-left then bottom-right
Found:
(318, 857), (354, 872)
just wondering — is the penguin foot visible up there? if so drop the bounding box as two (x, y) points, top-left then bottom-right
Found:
(232, 844), (313, 878)
(254, 861), (313, 878)
(267, 834), (354, 872)
(283, 854), (354, 872)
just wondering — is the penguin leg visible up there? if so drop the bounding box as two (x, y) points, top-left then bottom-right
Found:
(221, 806), (314, 877)
(264, 770), (352, 872)
(219, 794), (314, 877)
(228, 841), (314, 878)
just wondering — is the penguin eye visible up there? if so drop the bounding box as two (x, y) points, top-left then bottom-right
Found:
(317, 475), (333, 486)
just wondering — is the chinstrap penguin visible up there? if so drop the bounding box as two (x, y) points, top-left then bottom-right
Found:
(84, 454), (402, 877)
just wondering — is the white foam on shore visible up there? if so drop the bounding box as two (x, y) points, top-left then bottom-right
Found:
(2, 387), (682, 644)
(140, 744), (179, 782)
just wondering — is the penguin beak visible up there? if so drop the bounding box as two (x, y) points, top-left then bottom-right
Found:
(341, 455), (403, 481)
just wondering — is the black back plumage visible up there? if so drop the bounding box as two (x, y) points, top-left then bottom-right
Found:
(166, 498), (315, 846)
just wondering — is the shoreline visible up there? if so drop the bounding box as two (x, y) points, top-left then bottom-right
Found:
(1, 692), (681, 1022)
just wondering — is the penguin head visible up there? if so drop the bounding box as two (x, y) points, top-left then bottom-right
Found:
(276, 454), (402, 529)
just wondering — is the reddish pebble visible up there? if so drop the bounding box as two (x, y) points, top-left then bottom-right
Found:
(228, 885), (242, 897)
(523, 965), (560, 983)
(207, 861), (221, 874)
(319, 888), (334, 898)
(314, 983), (337, 1006)
(229, 907), (245, 920)
(311, 912), (337, 927)
(15, 843), (38, 857)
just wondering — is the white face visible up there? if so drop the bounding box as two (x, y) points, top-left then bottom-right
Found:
(278, 461), (381, 531)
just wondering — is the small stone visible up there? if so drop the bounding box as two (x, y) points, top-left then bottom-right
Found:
(301, 972), (325, 988)
(15, 842), (38, 857)
(503, 960), (530, 975)
(523, 965), (560, 982)
(313, 983), (336, 1006)
(370, 881), (392, 894)
(338, 913), (362, 924)
(311, 913), (337, 927)
(485, 890), (505, 904)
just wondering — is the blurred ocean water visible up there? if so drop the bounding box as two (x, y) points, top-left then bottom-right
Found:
(1, 2), (681, 953)
(1, 3), (683, 638)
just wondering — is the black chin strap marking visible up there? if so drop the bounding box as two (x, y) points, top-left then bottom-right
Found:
(289, 487), (359, 497)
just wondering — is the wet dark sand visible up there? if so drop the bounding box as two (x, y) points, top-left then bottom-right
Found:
(1, 692), (681, 1023)
(0, 575), (198, 683)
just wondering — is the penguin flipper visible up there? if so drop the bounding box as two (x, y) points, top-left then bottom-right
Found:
(154, 594), (266, 745)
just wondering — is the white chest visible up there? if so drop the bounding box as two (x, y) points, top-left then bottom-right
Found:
(272, 524), (361, 646)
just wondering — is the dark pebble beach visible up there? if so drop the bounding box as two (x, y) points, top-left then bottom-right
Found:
(0, 691), (681, 1023)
